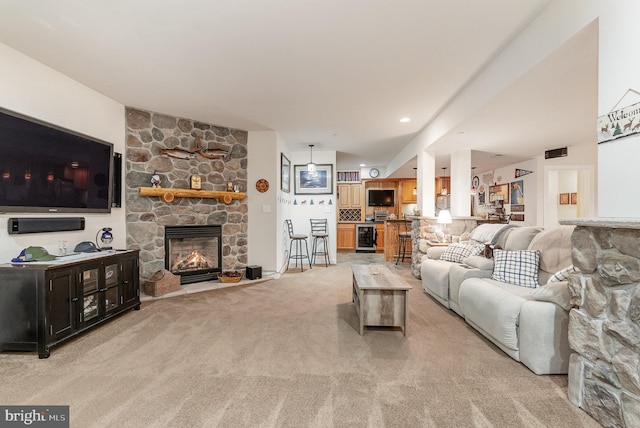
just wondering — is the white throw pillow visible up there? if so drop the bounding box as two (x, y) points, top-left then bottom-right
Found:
(547, 265), (576, 284)
(440, 243), (483, 263)
(530, 280), (572, 310)
(492, 249), (540, 288)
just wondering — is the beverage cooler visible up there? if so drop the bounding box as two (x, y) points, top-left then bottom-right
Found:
(355, 223), (377, 252)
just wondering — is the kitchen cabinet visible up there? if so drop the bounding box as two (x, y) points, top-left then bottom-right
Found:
(338, 184), (362, 209)
(0, 250), (140, 358)
(337, 223), (356, 250)
(375, 224), (385, 252)
(401, 179), (417, 203)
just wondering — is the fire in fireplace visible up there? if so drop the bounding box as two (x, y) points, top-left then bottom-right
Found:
(165, 225), (222, 284)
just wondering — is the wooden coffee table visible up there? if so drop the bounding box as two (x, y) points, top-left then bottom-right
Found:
(352, 264), (412, 336)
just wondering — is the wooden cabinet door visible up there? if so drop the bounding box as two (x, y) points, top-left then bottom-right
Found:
(375, 224), (385, 252)
(350, 184), (362, 207)
(337, 224), (356, 250)
(401, 179), (417, 203)
(338, 184), (350, 208)
(120, 254), (140, 308)
(48, 268), (76, 341)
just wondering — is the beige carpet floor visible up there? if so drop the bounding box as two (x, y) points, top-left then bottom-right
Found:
(0, 253), (600, 427)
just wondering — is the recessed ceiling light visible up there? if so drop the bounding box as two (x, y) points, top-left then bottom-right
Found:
(400, 117), (411, 123)
(359, 163), (366, 167)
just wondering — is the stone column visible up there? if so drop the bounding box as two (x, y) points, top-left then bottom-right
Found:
(563, 219), (640, 428)
(410, 216), (477, 279)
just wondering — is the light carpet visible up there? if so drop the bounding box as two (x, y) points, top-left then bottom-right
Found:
(0, 253), (599, 427)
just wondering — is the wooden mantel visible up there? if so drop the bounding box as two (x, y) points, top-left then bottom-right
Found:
(139, 187), (246, 204)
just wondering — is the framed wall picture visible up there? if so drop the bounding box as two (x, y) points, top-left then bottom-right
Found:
(559, 193), (570, 205)
(488, 183), (510, 204)
(294, 164), (333, 195)
(571, 192), (578, 205)
(281, 153), (290, 193)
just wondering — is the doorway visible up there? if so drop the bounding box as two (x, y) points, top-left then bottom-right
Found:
(543, 165), (596, 228)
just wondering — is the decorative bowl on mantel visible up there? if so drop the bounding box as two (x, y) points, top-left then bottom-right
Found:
(217, 271), (243, 283)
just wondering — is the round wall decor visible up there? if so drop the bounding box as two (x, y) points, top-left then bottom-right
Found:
(256, 179), (269, 193)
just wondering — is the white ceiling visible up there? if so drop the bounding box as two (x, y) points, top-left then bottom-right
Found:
(0, 0), (597, 175)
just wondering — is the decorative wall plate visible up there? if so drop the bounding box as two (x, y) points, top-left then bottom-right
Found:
(256, 179), (269, 193)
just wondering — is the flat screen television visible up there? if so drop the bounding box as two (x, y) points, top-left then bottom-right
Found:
(0, 109), (113, 213)
(368, 189), (394, 207)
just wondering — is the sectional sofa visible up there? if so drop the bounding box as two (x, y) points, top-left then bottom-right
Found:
(421, 224), (575, 375)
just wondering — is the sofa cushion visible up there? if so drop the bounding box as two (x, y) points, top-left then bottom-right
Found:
(492, 249), (540, 288)
(459, 278), (531, 352)
(530, 280), (571, 310)
(503, 226), (543, 250)
(547, 265), (576, 284)
(440, 243), (483, 263)
(527, 225), (574, 274)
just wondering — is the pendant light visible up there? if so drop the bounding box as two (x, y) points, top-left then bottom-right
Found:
(441, 167), (448, 195)
(307, 144), (316, 176)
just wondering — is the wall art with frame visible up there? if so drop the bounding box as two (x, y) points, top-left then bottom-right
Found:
(294, 164), (333, 195)
(281, 153), (290, 193)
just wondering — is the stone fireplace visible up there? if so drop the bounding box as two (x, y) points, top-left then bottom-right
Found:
(165, 225), (222, 284)
(124, 107), (248, 282)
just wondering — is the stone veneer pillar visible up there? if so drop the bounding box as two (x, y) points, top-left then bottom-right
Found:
(563, 219), (640, 428)
(124, 107), (248, 281)
(410, 217), (477, 278)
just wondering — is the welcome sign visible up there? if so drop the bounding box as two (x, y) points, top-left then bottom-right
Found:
(598, 100), (640, 144)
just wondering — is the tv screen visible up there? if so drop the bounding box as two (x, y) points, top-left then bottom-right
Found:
(368, 189), (394, 206)
(0, 109), (113, 213)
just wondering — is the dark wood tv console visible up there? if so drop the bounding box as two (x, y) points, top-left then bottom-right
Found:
(0, 250), (140, 358)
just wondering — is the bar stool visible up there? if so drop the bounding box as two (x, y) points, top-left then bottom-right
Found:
(285, 219), (312, 271)
(310, 219), (329, 267)
(396, 219), (412, 265)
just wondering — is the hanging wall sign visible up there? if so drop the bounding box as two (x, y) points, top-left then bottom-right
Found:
(598, 100), (640, 144)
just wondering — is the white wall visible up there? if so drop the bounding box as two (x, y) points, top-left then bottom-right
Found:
(475, 159), (538, 226)
(597, 0), (640, 217)
(288, 149), (337, 264)
(247, 131), (279, 274)
(0, 43), (125, 263)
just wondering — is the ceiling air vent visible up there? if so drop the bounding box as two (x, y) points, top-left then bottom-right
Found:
(545, 147), (568, 159)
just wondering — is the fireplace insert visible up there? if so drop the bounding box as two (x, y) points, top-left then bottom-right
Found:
(164, 225), (222, 284)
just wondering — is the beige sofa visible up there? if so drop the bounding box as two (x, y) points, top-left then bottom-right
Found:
(421, 225), (575, 375)
(421, 224), (541, 316)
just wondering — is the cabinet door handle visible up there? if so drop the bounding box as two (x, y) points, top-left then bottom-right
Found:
(71, 297), (79, 302)
(99, 288), (108, 292)
(122, 280), (129, 284)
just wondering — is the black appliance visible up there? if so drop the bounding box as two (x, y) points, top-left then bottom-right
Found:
(368, 189), (394, 206)
(246, 265), (262, 280)
(0, 108), (114, 213)
(356, 223), (377, 252)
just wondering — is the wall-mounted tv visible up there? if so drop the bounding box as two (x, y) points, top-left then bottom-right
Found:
(0, 109), (113, 213)
(368, 189), (394, 207)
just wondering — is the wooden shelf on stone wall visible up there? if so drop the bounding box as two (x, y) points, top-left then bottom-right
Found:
(139, 187), (246, 204)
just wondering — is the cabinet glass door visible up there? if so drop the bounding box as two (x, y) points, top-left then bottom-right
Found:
(104, 263), (120, 313)
(81, 267), (99, 323)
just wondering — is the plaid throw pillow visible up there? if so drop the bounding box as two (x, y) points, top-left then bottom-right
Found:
(492, 249), (540, 288)
(440, 243), (484, 263)
(547, 265), (576, 284)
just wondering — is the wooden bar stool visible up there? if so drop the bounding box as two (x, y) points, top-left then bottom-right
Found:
(286, 219), (312, 271)
(310, 218), (329, 267)
(396, 219), (412, 265)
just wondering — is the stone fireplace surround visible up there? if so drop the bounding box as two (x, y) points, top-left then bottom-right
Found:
(124, 107), (248, 282)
